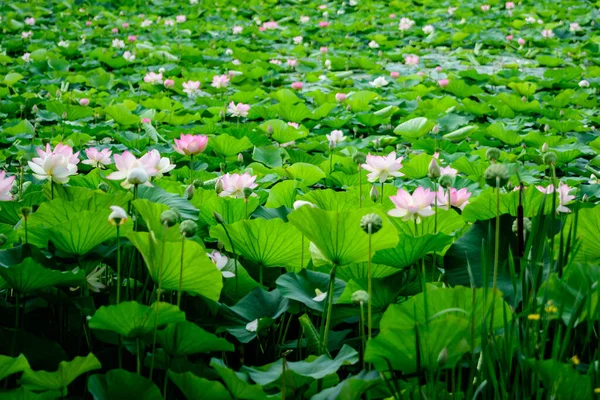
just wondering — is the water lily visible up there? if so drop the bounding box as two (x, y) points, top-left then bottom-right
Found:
(335, 93), (347, 102)
(435, 187), (472, 210)
(438, 79), (449, 88)
(291, 81), (303, 90)
(361, 152), (404, 183)
(83, 148), (112, 169)
(208, 251), (235, 278)
(174, 134), (208, 156)
(536, 183), (576, 213)
(0, 171), (16, 201)
(227, 102), (251, 117)
(217, 172), (258, 198)
(388, 187), (436, 222)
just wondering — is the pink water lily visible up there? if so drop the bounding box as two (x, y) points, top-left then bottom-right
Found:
(217, 172), (258, 198)
(536, 183), (576, 213)
(227, 102), (251, 118)
(291, 81), (303, 90)
(83, 148), (113, 169)
(435, 187), (472, 210)
(107, 151), (158, 189)
(0, 171), (16, 201)
(211, 74), (230, 89)
(388, 187), (436, 222)
(361, 152), (404, 183)
(174, 134), (208, 156)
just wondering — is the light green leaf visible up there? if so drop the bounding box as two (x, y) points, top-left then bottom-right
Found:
(0, 258), (85, 293)
(156, 321), (234, 357)
(21, 354), (101, 394)
(393, 117), (434, 139)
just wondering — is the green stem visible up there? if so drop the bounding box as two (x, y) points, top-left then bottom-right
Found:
(51, 179), (54, 200)
(189, 155), (194, 186)
(116, 225), (121, 304)
(380, 182), (384, 205)
(359, 168), (363, 208)
(177, 235), (185, 307)
(490, 179), (501, 331)
(359, 301), (366, 370)
(322, 263), (338, 354)
(150, 224), (168, 380)
(367, 224), (373, 343)
(136, 338), (141, 374)
(11, 292), (20, 357)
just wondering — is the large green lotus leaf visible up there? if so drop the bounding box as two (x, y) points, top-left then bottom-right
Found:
(0, 387), (61, 400)
(366, 315), (470, 373)
(462, 187), (552, 222)
(296, 189), (371, 211)
(168, 371), (231, 400)
(88, 369), (162, 400)
(0, 258), (85, 293)
(0, 354), (29, 381)
(252, 146), (284, 168)
(209, 134), (253, 157)
(105, 104), (140, 126)
(275, 269), (346, 312)
(210, 358), (274, 400)
(132, 199), (181, 241)
(88, 301), (185, 339)
(565, 205), (600, 264)
(336, 262), (399, 281)
(389, 208), (464, 236)
(271, 103), (312, 122)
(345, 91), (379, 112)
(156, 321), (234, 358)
(400, 153), (433, 179)
(531, 360), (592, 400)
(373, 233), (453, 269)
(285, 163), (326, 186)
(393, 117), (434, 139)
(192, 189), (260, 226)
(288, 207), (398, 266)
(128, 232), (222, 301)
(21, 354), (101, 394)
(136, 185), (199, 221)
(311, 370), (381, 400)
(210, 218), (307, 271)
(241, 345), (357, 390)
(539, 264), (600, 324)
(264, 180), (298, 209)
(48, 210), (121, 255)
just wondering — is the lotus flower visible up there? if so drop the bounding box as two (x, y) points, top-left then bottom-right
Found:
(123, 51), (136, 62)
(86, 266), (107, 293)
(388, 187), (436, 222)
(22, 53), (31, 63)
(405, 54), (419, 65)
(176, 15), (186, 23)
(398, 17), (415, 31)
(182, 80), (201, 97)
(83, 148), (113, 169)
(370, 76), (389, 88)
(536, 183), (575, 213)
(481, 5), (491, 12)
(440, 165), (458, 177)
(227, 102), (251, 118)
(390, 71), (400, 79)
(144, 72), (163, 84)
(174, 134), (208, 156)
(422, 25), (434, 34)
(0, 171), (16, 201)
(28, 155), (78, 184)
(232, 26), (243, 34)
(541, 29), (554, 39)
(435, 187), (472, 210)
(25, 17), (35, 25)
(108, 205), (128, 226)
(146, 149), (175, 178)
(211, 74), (230, 89)
(112, 38), (125, 49)
(107, 151), (158, 188)
(335, 93), (347, 102)
(326, 130), (346, 144)
(291, 81), (303, 90)
(217, 172), (258, 198)
(208, 251), (235, 278)
(361, 152), (404, 183)
(79, 98), (90, 106)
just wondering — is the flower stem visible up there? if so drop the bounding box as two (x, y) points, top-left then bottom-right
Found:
(116, 225), (121, 304)
(359, 301), (366, 370)
(51, 179), (54, 200)
(359, 168), (363, 208)
(177, 235), (185, 307)
(380, 182), (384, 205)
(367, 224), (373, 361)
(322, 263), (337, 355)
(492, 178), (500, 293)
(189, 155), (194, 186)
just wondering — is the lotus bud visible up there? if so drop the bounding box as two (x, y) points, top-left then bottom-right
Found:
(62, 112), (68, 119)
(544, 124), (550, 132)
(360, 213), (383, 234)
(160, 210), (178, 227)
(582, 194), (589, 202)
(437, 348), (448, 366)
(486, 148), (501, 162)
(32, 104), (39, 113)
(238, 153), (244, 164)
(431, 124), (440, 134)
(215, 177), (224, 193)
(179, 220), (198, 238)
(293, 200), (316, 209)
(352, 152), (367, 165)
(521, 96), (527, 102)
(127, 167), (149, 185)
(108, 206), (128, 226)
(184, 184), (194, 200)
(559, 109), (564, 116)
(0, 234), (7, 246)
(213, 211), (225, 224)
(428, 158), (441, 179)
(543, 152), (556, 166)
(55, 89), (61, 98)
(20, 207), (32, 218)
(219, 109), (226, 119)
(484, 163), (510, 187)
(373, 138), (381, 148)
(541, 142), (549, 153)
(439, 174), (454, 188)
(351, 290), (369, 305)
(369, 185), (379, 202)
(267, 125), (273, 134)
(97, 182), (110, 192)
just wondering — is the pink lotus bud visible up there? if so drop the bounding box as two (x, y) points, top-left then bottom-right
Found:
(436, 66), (442, 72)
(86, 21), (92, 26)
(389, 14), (397, 19)
(79, 98), (90, 106)
(259, 26), (266, 31)
(122, 22), (130, 28)
(417, 71), (425, 76)
(112, 28), (119, 34)
(128, 35), (137, 42)
(319, 21), (329, 28)
(518, 38), (525, 46)
(390, 71), (400, 79)
(142, 118), (151, 124)
(438, 79), (449, 88)
(320, 46), (328, 53)
(335, 93), (347, 102)
(291, 81), (303, 90)
(164, 79), (175, 88)
(506, 35), (513, 41)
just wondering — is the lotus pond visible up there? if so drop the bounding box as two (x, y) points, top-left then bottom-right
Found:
(0, 0), (599, 398)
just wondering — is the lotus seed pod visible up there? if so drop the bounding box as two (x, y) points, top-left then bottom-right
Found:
(243, 187), (253, 198)
(127, 167), (149, 185)
(484, 163), (510, 187)
(0, 234), (7, 246)
(369, 185), (379, 202)
(351, 290), (369, 305)
(486, 147), (501, 161)
(160, 210), (178, 228)
(428, 158), (441, 179)
(543, 152), (556, 166)
(437, 347), (448, 366)
(180, 220), (198, 238)
(360, 213), (383, 234)
(439, 174), (454, 188)
(20, 207), (32, 218)
(97, 182), (110, 193)
(184, 184), (194, 200)
(352, 152), (367, 165)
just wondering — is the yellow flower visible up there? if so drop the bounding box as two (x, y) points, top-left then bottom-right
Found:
(570, 355), (580, 365)
(527, 314), (541, 321)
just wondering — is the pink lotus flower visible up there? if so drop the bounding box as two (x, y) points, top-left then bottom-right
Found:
(176, 15), (187, 23)
(144, 72), (163, 85)
(326, 130), (346, 144)
(481, 5), (490, 12)
(440, 166), (458, 177)
(436, 66), (442, 72)
(288, 122), (299, 129)
(335, 93), (347, 102)
(389, 14), (397, 19)
(541, 29), (554, 39)
(164, 79), (175, 88)
(506, 35), (513, 41)
(22, 31), (33, 39)
(147, 149), (175, 178)
(319, 21), (329, 28)
(291, 81), (303, 90)
(261, 21), (278, 30)
(25, 17), (35, 26)
(111, 28), (119, 34)
(0, 171), (16, 201)
(438, 79), (449, 88)
(505, 1), (515, 9)
(232, 26), (243, 34)
(182, 80), (201, 97)
(217, 173), (258, 198)
(287, 59), (297, 68)
(227, 102), (251, 118)
(35, 143), (80, 165)
(128, 35), (137, 42)
(388, 187), (436, 222)
(83, 148), (113, 169)
(107, 151), (159, 188)
(390, 71), (400, 79)
(208, 251), (235, 278)
(404, 54), (419, 65)
(320, 47), (328, 53)
(142, 118), (151, 124)
(122, 22), (130, 28)
(361, 152), (404, 183)
(29, 144), (79, 184)
(79, 98), (90, 106)
(435, 187), (472, 210)
(174, 134), (209, 156)
(518, 38), (525, 46)
(536, 183), (576, 213)
(211, 74), (230, 89)
(293, 36), (303, 44)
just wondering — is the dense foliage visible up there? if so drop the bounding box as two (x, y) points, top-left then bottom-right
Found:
(1, 0), (599, 398)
